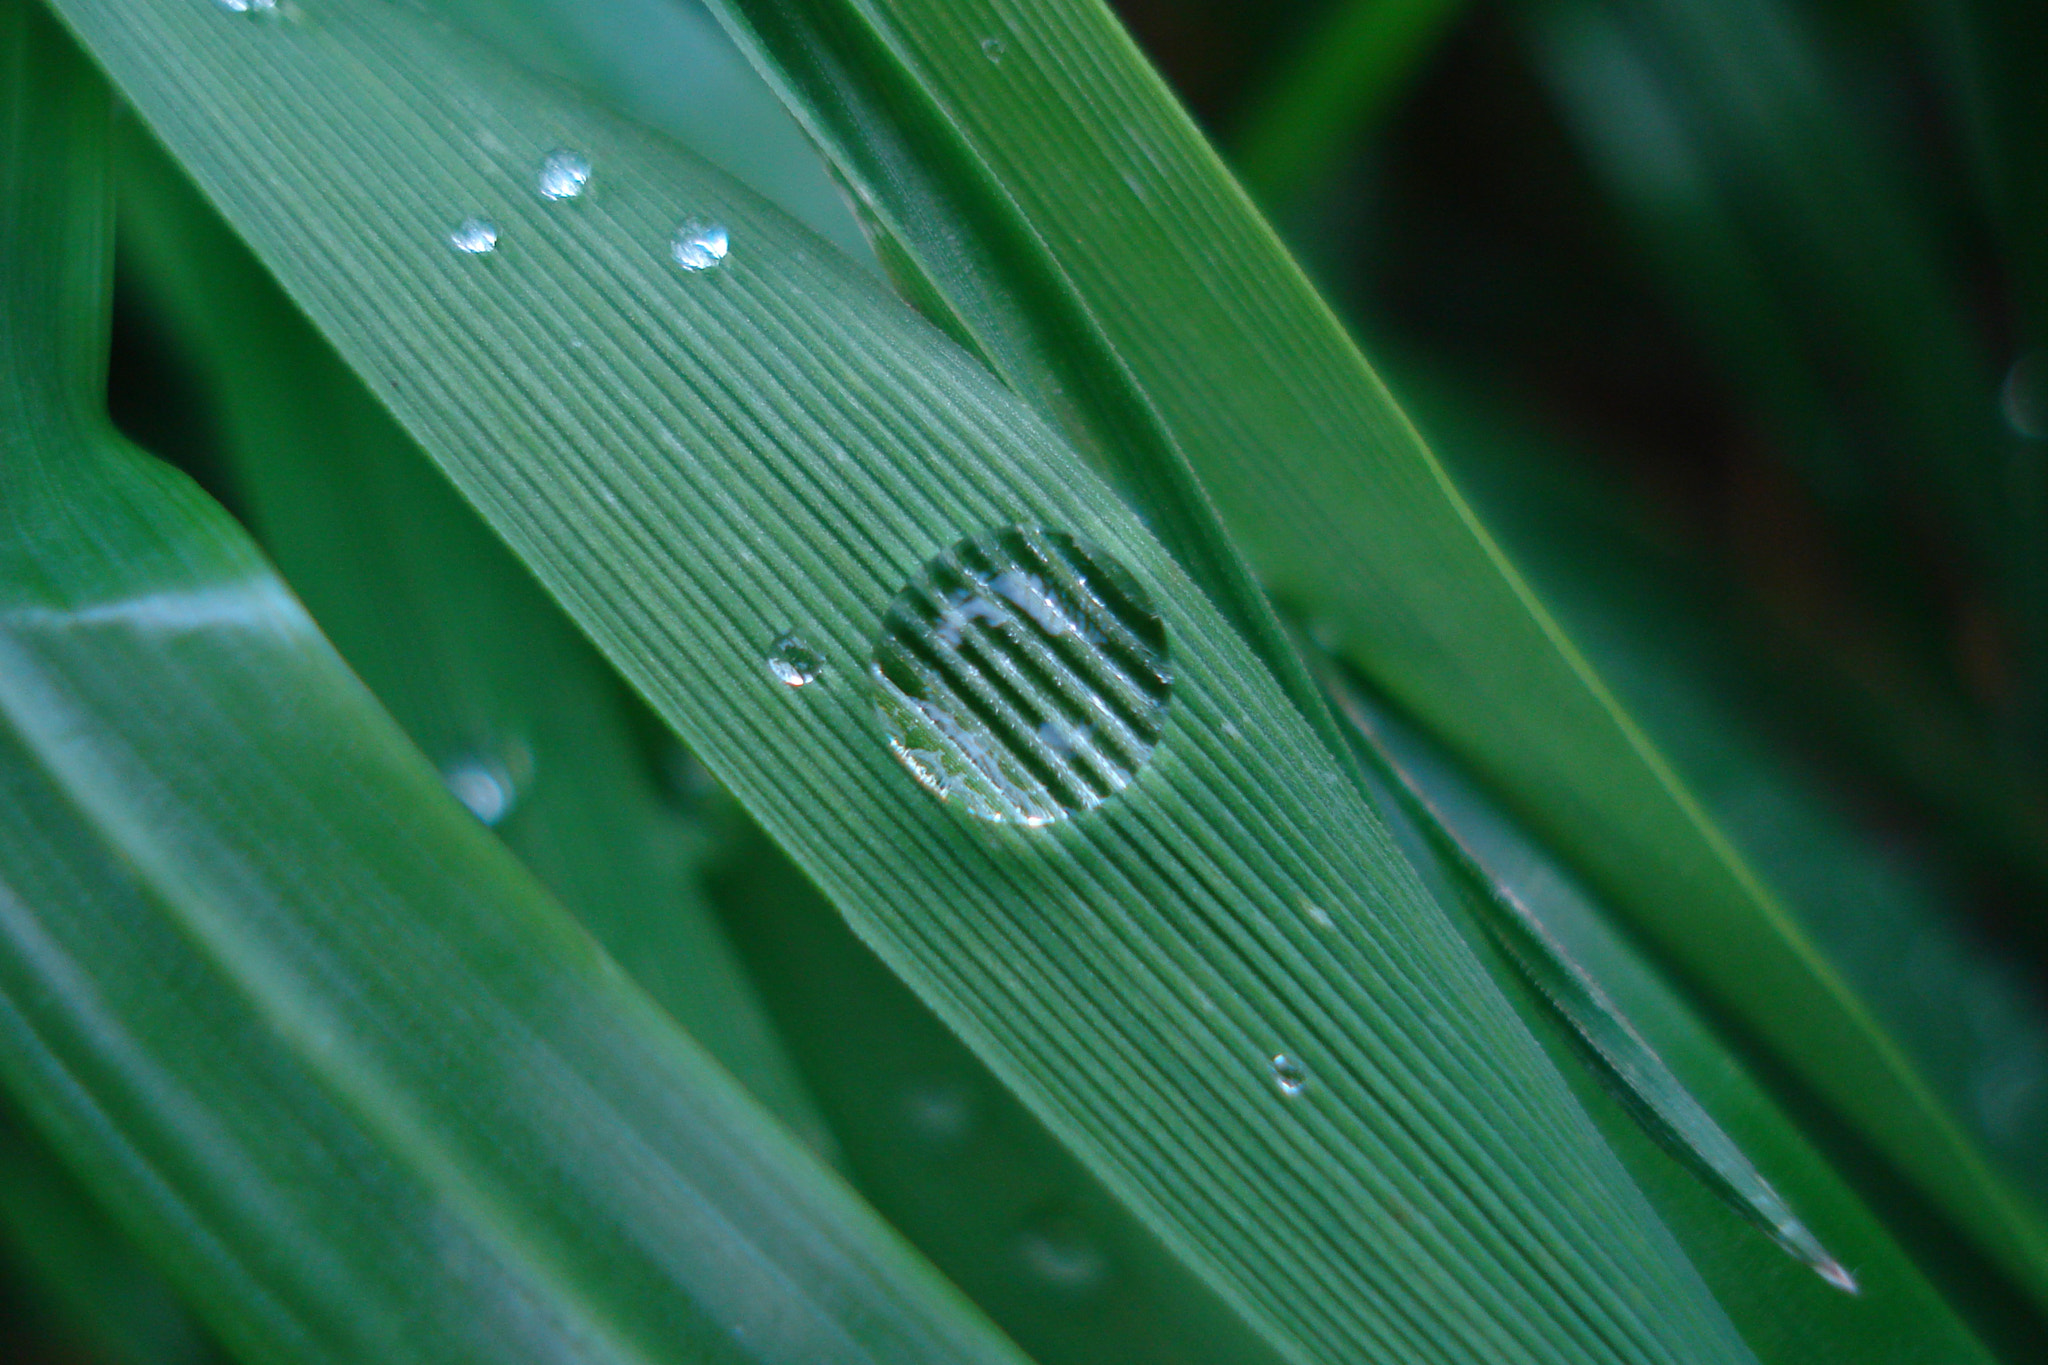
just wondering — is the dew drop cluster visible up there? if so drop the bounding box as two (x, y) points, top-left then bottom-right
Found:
(870, 526), (1171, 826)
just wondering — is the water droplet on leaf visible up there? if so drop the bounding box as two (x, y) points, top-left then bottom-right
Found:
(442, 740), (531, 826)
(903, 1082), (975, 1146)
(1269, 1053), (1307, 1097)
(1017, 1211), (1106, 1291)
(672, 216), (729, 271)
(767, 633), (823, 688)
(869, 526), (1170, 825)
(980, 35), (1006, 62)
(536, 149), (592, 201)
(447, 216), (498, 254)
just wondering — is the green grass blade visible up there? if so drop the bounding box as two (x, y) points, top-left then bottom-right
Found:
(1330, 692), (2007, 1365)
(110, 118), (835, 1156)
(0, 9), (1035, 1359)
(1520, 0), (2038, 749)
(1335, 688), (1855, 1295)
(706, 820), (1293, 1365)
(1228, 0), (1467, 210)
(685, 0), (2048, 1306)
(0, 1102), (224, 1365)
(46, 0), (1765, 1359)
(433, 0), (875, 264)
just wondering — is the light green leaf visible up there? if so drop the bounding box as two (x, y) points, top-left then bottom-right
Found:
(49, 0), (1760, 1359)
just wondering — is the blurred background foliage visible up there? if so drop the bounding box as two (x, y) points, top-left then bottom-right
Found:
(9, 0), (2045, 1358)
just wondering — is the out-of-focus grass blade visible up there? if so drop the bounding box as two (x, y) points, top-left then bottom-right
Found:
(111, 116), (834, 1156)
(1229, 0), (1467, 210)
(682, 0), (2048, 1307)
(47, 0), (1766, 1359)
(0, 1102), (223, 1365)
(0, 8), (1035, 1360)
(1520, 0), (2036, 745)
(1327, 688), (2007, 1365)
(704, 820), (1292, 1365)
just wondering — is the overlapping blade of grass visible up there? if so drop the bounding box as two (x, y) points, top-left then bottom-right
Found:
(0, 8), (1035, 1360)
(704, 820), (1294, 1365)
(112, 118), (833, 1156)
(1326, 686), (2004, 1365)
(45, 0), (1763, 1359)
(683, 0), (2048, 1305)
(1404, 372), (2048, 1221)
(0, 1102), (224, 1365)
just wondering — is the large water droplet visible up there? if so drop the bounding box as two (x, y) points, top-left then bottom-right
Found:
(869, 526), (1170, 825)
(2003, 350), (2048, 440)
(672, 216), (729, 271)
(767, 633), (823, 688)
(1269, 1053), (1307, 1097)
(447, 216), (498, 255)
(536, 149), (592, 201)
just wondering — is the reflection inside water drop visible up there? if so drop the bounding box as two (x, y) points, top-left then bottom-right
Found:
(536, 149), (593, 201)
(1269, 1053), (1307, 1097)
(672, 216), (730, 271)
(767, 633), (823, 688)
(447, 216), (498, 254)
(869, 526), (1170, 826)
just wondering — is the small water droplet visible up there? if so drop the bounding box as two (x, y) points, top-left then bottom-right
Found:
(1269, 1053), (1307, 1097)
(535, 149), (592, 201)
(904, 1082), (975, 1146)
(870, 526), (1170, 825)
(1017, 1211), (1106, 1291)
(447, 216), (498, 254)
(672, 216), (729, 271)
(1304, 902), (1334, 930)
(214, 0), (278, 13)
(767, 633), (823, 688)
(980, 35), (1006, 62)
(2002, 350), (2048, 440)
(442, 740), (532, 826)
